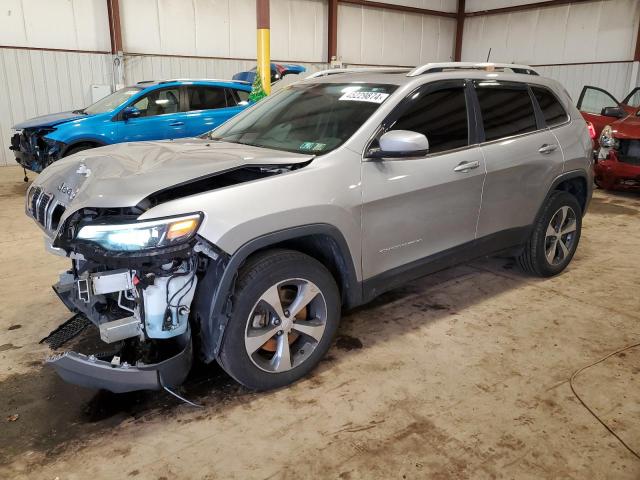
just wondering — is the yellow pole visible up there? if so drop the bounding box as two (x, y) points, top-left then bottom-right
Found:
(256, 0), (270, 95)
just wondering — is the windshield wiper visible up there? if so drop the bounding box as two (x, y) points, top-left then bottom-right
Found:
(72, 109), (87, 115)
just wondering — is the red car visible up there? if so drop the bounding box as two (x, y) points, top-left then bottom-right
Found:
(578, 86), (640, 191)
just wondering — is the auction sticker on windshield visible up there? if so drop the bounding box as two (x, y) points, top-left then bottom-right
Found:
(339, 91), (390, 103)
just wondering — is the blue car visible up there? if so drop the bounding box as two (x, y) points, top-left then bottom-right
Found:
(10, 79), (252, 174)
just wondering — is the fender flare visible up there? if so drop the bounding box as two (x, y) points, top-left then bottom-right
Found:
(542, 169), (591, 218)
(195, 224), (361, 362)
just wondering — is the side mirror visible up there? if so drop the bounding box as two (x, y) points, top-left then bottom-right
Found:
(601, 106), (625, 119)
(122, 106), (141, 121)
(367, 130), (429, 159)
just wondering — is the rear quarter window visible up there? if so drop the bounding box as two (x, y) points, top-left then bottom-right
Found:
(532, 86), (568, 127)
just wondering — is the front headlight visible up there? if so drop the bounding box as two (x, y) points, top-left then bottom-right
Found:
(76, 213), (202, 252)
(26, 186), (38, 214)
(599, 125), (619, 149)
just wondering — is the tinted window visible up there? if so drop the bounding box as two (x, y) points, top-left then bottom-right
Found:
(391, 86), (468, 154)
(532, 87), (568, 127)
(476, 85), (537, 141)
(236, 89), (250, 104)
(187, 86), (227, 110)
(132, 88), (180, 117)
(226, 88), (250, 106)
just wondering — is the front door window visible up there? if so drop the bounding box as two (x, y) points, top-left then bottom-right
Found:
(132, 88), (180, 117)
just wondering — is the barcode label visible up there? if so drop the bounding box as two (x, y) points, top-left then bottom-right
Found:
(339, 91), (390, 103)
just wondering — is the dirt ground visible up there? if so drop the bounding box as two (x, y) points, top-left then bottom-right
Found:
(0, 165), (639, 479)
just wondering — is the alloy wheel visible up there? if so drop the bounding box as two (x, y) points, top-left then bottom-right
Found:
(544, 206), (577, 265)
(244, 278), (327, 373)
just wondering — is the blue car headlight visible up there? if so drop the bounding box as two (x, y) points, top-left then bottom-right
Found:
(76, 213), (202, 252)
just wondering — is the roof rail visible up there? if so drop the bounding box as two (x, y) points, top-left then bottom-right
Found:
(407, 62), (539, 77)
(306, 67), (409, 79)
(137, 80), (155, 84)
(157, 78), (251, 85)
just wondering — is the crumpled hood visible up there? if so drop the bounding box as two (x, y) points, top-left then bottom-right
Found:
(32, 138), (314, 225)
(14, 111), (87, 130)
(612, 114), (640, 140)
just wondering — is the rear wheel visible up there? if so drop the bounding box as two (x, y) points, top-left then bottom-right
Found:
(218, 249), (340, 390)
(518, 191), (582, 277)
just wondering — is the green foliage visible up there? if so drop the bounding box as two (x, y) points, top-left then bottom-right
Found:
(249, 70), (268, 102)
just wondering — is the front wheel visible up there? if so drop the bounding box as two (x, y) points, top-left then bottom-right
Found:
(517, 191), (582, 277)
(218, 249), (341, 390)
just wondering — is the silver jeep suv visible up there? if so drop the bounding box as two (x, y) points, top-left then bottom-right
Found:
(26, 62), (592, 393)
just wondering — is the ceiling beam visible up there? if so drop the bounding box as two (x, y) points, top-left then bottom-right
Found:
(465, 0), (596, 17)
(338, 0), (456, 19)
(454, 0), (465, 61)
(106, 0), (123, 54)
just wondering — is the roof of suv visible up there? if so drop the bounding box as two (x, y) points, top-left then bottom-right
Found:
(133, 79), (252, 89)
(301, 69), (551, 86)
(299, 63), (562, 92)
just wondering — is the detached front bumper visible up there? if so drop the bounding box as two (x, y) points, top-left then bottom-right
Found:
(46, 329), (192, 393)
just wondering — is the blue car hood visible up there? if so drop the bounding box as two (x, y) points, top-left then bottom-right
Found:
(14, 111), (88, 129)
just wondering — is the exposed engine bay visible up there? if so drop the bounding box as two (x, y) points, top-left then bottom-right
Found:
(10, 127), (64, 173)
(46, 243), (216, 393)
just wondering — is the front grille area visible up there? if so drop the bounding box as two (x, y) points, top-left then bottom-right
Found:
(618, 139), (640, 166)
(28, 187), (65, 231)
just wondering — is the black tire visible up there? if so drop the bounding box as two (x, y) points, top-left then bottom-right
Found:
(217, 249), (341, 390)
(517, 191), (582, 277)
(63, 144), (94, 157)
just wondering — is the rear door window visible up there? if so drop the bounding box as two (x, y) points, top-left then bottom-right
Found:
(532, 86), (568, 127)
(187, 86), (228, 111)
(390, 85), (469, 154)
(475, 83), (537, 141)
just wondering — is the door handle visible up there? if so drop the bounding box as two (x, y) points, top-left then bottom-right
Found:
(453, 160), (480, 172)
(538, 143), (558, 154)
(169, 121), (184, 127)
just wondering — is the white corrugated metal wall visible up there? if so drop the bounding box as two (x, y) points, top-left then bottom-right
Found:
(337, 2), (456, 65)
(536, 62), (637, 101)
(120, 0), (328, 63)
(1, 0), (640, 167)
(461, 0), (640, 100)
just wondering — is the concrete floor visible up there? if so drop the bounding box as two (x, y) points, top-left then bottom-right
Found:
(0, 164), (639, 479)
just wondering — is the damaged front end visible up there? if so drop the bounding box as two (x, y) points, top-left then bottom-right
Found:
(25, 140), (314, 392)
(40, 206), (227, 393)
(10, 127), (65, 173)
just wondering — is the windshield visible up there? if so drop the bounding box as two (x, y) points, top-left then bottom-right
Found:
(209, 83), (397, 154)
(83, 87), (142, 115)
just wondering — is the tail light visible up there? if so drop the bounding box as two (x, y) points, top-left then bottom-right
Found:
(586, 121), (596, 140)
